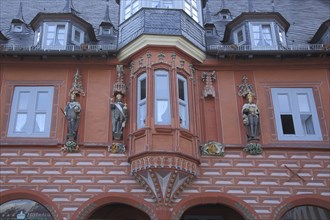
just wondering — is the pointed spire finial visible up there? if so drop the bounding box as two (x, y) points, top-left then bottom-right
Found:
(63, 0), (80, 14)
(103, 5), (111, 22)
(222, 0), (226, 9)
(248, 0), (254, 12)
(272, 0), (275, 12)
(16, 2), (25, 22)
(204, 2), (212, 25)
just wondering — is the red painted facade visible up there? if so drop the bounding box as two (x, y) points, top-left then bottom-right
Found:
(1, 46), (329, 219)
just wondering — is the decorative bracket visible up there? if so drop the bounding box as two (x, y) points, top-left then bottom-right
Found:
(130, 153), (199, 206)
(201, 71), (216, 97)
(200, 141), (224, 156)
(237, 75), (255, 97)
(113, 64), (127, 95)
(108, 143), (126, 153)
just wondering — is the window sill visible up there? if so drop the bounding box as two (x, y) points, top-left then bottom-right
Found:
(0, 138), (59, 146)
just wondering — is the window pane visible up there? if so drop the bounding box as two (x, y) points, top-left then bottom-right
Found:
(36, 91), (49, 110)
(179, 103), (187, 127)
(74, 30), (81, 42)
(14, 113), (27, 132)
(237, 30), (244, 42)
(297, 94), (310, 112)
(34, 113), (46, 132)
(138, 102), (146, 128)
(18, 91), (30, 110)
(156, 100), (170, 123)
(140, 78), (146, 100)
(278, 94), (290, 112)
(301, 114), (315, 135)
(178, 79), (185, 101)
(281, 114), (295, 134)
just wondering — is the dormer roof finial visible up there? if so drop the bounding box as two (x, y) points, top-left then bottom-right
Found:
(15, 2), (25, 23)
(63, 0), (80, 14)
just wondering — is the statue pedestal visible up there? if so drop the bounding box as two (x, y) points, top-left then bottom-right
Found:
(113, 132), (123, 140)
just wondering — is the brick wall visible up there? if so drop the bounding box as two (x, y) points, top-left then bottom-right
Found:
(1, 146), (329, 220)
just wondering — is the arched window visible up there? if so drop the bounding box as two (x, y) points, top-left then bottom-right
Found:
(0, 199), (54, 220)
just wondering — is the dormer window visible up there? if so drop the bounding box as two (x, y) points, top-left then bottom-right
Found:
(234, 26), (246, 45)
(222, 12), (290, 51)
(30, 12), (97, 50)
(72, 26), (84, 45)
(44, 22), (68, 49)
(12, 24), (23, 32)
(102, 28), (111, 35)
(250, 23), (275, 49)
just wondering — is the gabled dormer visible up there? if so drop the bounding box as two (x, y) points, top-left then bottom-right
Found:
(30, 13), (97, 50)
(29, 0), (96, 50)
(10, 2), (29, 33)
(222, 12), (290, 50)
(99, 5), (116, 36)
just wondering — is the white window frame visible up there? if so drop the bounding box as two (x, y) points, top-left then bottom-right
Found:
(42, 22), (68, 50)
(154, 70), (171, 125)
(249, 22), (277, 50)
(234, 26), (246, 46)
(183, 0), (202, 23)
(7, 86), (54, 138)
(177, 74), (189, 129)
(34, 26), (42, 46)
(271, 88), (322, 141)
(72, 26), (84, 45)
(279, 28), (287, 48)
(137, 73), (147, 129)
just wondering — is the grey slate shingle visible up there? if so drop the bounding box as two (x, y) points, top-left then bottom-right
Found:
(0, 0), (329, 46)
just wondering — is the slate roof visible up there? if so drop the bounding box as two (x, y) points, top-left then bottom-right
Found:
(0, 0), (329, 52)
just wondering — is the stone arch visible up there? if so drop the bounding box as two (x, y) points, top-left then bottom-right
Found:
(171, 192), (260, 220)
(72, 193), (156, 220)
(271, 194), (330, 220)
(0, 188), (62, 220)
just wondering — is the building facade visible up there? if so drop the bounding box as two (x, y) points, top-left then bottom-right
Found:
(0, 0), (329, 219)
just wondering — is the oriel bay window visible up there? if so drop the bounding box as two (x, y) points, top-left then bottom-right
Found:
(136, 69), (190, 130)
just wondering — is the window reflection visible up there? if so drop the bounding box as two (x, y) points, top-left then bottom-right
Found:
(0, 199), (54, 220)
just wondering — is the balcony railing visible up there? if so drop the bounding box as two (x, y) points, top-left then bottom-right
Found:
(118, 8), (206, 51)
(0, 44), (117, 52)
(207, 44), (328, 53)
(1, 42), (328, 54)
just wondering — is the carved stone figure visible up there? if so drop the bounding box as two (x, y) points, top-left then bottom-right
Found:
(65, 91), (81, 140)
(242, 92), (260, 141)
(62, 91), (81, 152)
(111, 93), (128, 140)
